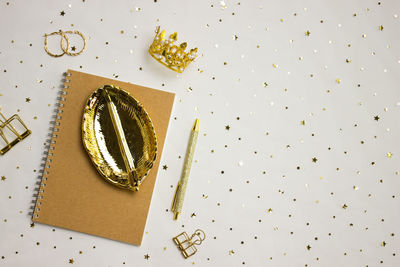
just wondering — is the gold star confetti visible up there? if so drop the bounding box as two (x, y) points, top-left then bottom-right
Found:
(229, 250), (235, 255)
(305, 30), (310, 36)
(68, 258), (74, 264)
(379, 25), (384, 31)
(25, 97), (31, 103)
(144, 254), (150, 260)
(1, 176), (5, 181)
(267, 208), (273, 213)
(60, 11), (65, 16)
(336, 78), (341, 84)
(300, 120), (305, 125)
(225, 125), (230, 130)
(374, 115), (380, 121)
(387, 152), (393, 158)
(306, 245), (311, 250)
(346, 59), (351, 63)
(353, 185), (359, 190)
(263, 82), (268, 87)
(71, 46), (76, 51)
(272, 63), (278, 68)
(312, 157), (318, 163)
(342, 204), (348, 209)
(381, 241), (386, 247)
(162, 165), (168, 170)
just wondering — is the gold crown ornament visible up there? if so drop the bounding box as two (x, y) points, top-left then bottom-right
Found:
(149, 26), (198, 73)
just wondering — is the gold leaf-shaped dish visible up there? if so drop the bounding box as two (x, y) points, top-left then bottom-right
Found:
(82, 85), (157, 191)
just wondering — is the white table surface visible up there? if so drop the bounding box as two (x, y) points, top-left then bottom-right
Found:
(1, 0), (400, 266)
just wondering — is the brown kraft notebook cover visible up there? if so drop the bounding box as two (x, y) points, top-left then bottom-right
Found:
(32, 69), (175, 245)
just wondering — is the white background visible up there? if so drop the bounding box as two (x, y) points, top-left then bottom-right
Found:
(1, 0), (400, 266)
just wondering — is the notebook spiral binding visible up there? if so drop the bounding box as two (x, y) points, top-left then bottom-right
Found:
(30, 72), (72, 219)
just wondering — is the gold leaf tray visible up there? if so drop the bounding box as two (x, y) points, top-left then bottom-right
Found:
(82, 85), (157, 191)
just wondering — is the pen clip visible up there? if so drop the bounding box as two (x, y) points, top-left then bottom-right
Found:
(171, 182), (181, 211)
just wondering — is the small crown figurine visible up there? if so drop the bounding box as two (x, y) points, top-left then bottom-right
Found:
(149, 26), (198, 73)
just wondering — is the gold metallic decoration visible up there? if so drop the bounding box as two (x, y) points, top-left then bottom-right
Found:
(171, 119), (199, 220)
(44, 30), (86, 57)
(173, 229), (206, 259)
(82, 85), (157, 191)
(0, 109), (31, 155)
(149, 26), (198, 73)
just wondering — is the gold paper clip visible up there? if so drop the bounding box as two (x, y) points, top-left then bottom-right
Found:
(173, 229), (205, 259)
(0, 110), (31, 155)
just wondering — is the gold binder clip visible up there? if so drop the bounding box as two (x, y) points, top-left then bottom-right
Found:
(173, 229), (205, 259)
(0, 110), (31, 155)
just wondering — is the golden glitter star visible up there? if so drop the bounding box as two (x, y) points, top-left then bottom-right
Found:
(306, 245), (311, 250)
(60, 11), (66, 16)
(162, 165), (168, 170)
(30, 223), (35, 228)
(25, 97), (31, 103)
(379, 25), (384, 31)
(345, 59), (351, 63)
(68, 258), (74, 264)
(342, 204), (348, 209)
(381, 241), (386, 247)
(305, 30), (310, 36)
(374, 115), (380, 121)
(71, 46), (76, 51)
(1, 176), (5, 181)
(300, 120), (305, 125)
(267, 208), (273, 213)
(387, 152), (393, 158)
(191, 213), (196, 217)
(225, 125), (230, 130)
(229, 250), (235, 255)
(263, 82), (268, 87)
(312, 157), (318, 163)
(144, 254), (150, 260)
(336, 78), (341, 84)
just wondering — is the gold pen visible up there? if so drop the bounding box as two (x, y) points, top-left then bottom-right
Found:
(171, 119), (199, 220)
(103, 88), (138, 190)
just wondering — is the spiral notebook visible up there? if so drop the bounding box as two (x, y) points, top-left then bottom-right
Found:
(32, 70), (175, 245)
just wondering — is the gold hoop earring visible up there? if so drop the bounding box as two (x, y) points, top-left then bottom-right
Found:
(44, 31), (69, 58)
(61, 30), (87, 56)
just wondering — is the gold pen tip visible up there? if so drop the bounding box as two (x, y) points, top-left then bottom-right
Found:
(173, 212), (180, 220)
(192, 118), (199, 131)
